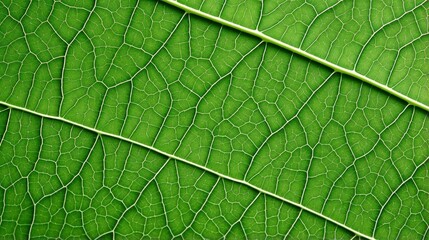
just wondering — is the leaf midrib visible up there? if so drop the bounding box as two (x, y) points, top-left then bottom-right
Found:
(161, 0), (429, 113)
(0, 100), (375, 240)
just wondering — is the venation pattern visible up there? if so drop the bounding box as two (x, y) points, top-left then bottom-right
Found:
(0, 0), (428, 239)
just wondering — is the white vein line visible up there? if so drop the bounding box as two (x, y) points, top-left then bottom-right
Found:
(0, 101), (374, 240)
(161, 0), (429, 113)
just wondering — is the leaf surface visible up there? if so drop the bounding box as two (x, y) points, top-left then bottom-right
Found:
(0, 0), (428, 239)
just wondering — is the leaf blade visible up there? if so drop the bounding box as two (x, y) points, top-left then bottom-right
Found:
(0, 0), (428, 239)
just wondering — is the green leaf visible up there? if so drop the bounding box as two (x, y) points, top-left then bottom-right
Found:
(0, 0), (427, 239)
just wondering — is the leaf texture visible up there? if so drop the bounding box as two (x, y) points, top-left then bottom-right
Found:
(0, 0), (428, 239)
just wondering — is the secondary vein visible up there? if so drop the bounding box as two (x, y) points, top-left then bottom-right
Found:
(161, 0), (429, 113)
(0, 101), (375, 240)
